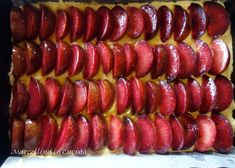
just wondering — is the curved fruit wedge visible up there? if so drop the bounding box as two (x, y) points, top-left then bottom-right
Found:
(83, 7), (99, 42)
(199, 75), (217, 114)
(135, 40), (154, 77)
(98, 80), (115, 113)
(10, 7), (26, 42)
(159, 80), (176, 116)
(97, 41), (114, 75)
(116, 78), (131, 114)
(194, 39), (212, 76)
(68, 44), (85, 77)
(110, 6), (128, 41)
(209, 39), (230, 75)
(12, 45), (26, 78)
(55, 9), (69, 41)
(45, 77), (62, 113)
(108, 115), (124, 151)
(194, 115), (216, 152)
(174, 5), (190, 42)
(11, 119), (24, 150)
(141, 5), (158, 40)
(123, 117), (139, 155)
(27, 77), (46, 119)
(124, 43), (136, 75)
(41, 40), (56, 75)
(137, 115), (156, 154)
(83, 43), (100, 79)
(87, 81), (100, 115)
(68, 6), (84, 42)
(97, 6), (113, 40)
(72, 81), (87, 115)
(188, 3), (206, 39)
(112, 43), (126, 78)
(154, 114), (172, 154)
(146, 81), (159, 114)
(90, 114), (107, 151)
(186, 77), (201, 112)
(204, 1), (230, 38)
(126, 6), (144, 38)
(213, 75), (233, 112)
(39, 4), (55, 40)
(211, 113), (233, 153)
(158, 5), (173, 42)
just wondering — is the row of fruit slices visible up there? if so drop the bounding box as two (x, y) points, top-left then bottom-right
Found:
(10, 1), (230, 43)
(11, 112), (233, 155)
(11, 75), (233, 119)
(12, 39), (230, 79)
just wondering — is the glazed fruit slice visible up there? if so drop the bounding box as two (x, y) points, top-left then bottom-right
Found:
(87, 81), (100, 114)
(154, 114), (172, 154)
(194, 115), (216, 152)
(141, 5), (158, 40)
(204, 1), (230, 38)
(27, 77), (46, 119)
(158, 5), (173, 42)
(213, 75), (233, 112)
(55, 9), (69, 41)
(108, 115), (124, 151)
(112, 43), (126, 78)
(146, 81), (159, 114)
(12, 45), (26, 78)
(188, 3), (206, 39)
(11, 119), (25, 150)
(110, 6), (128, 41)
(135, 40), (154, 77)
(10, 7), (26, 42)
(137, 115), (156, 154)
(44, 77), (62, 113)
(124, 43), (136, 75)
(39, 4), (55, 40)
(97, 6), (113, 40)
(123, 117), (139, 155)
(116, 78), (131, 114)
(126, 6), (144, 38)
(174, 5), (190, 42)
(159, 80), (176, 116)
(209, 39), (230, 75)
(211, 113), (233, 153)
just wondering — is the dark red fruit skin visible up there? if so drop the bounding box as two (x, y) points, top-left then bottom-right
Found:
(112, 43), (126, 78)
(11, 119), (25, 150)
(55, 9), (69, 41)
(158, 5), (173, 42)
(124, 43), (136, 75)
(12, 45), (26, 78)
(145, 81), (159, 114)
(87, 81), (100, 115)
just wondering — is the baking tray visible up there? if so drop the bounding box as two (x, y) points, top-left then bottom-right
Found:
(0, 0), (235, 167)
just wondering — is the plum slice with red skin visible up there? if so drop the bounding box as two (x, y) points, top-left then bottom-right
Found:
(87, 81), (100, 115)
(112, 43), (126, 78)
(55, 9), (69, 41)
(12, 45), (26, 79)
(124, 43), (136, 76)
(145, 81), (159, 114)
(11, 119), (25, 150)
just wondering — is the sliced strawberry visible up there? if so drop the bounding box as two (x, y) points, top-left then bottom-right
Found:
(68, 6), (84, 42)
(11, 119), (25, 150)
(83, 7), (99, 42)
(158, 5), (173, 42)
(194, 115), (216, 152)
(141, 5), (158, 40)
(116, 78), (131, 114)
(72, 81), (87, 115)
(174, 5), (190, 42)
(112, 43), (126, 78)
(204, 1), (230, 38)
(68, 44), (85, 77)
(209, 39), (230, 75)
(10, 7), (26, 42)
(41, 40), (56, 75)
(154, 114), (172, 154)
(55, 9), (69, 41)
(211, 113), (233, 153)
(97, 6), (113, 40)
(123, 43), (136, 75)
(146, 81), (159, 114)
(12, 45), (26, 78)
(177, 42), (196, 78)
(194, 39), (212, 76)
(45, 77), (62, 113)
(39, 4), (55, 40)
(137, 115), (156, 154)
(108, 115), (124, 151)
(188, 3), (206, 39)
(83, 43), (100, 79)
(27, 77), (46, 119)
(97, 41), (114, 75)
(135, 40), (154, 77)
(199, 75), (217, 114)
(57, 78), (75, 117)
(123, 117), (139, 155)
(159, 80), (176, 116)
(87, 81), (100, 115)
(126, 6), (144, 38)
